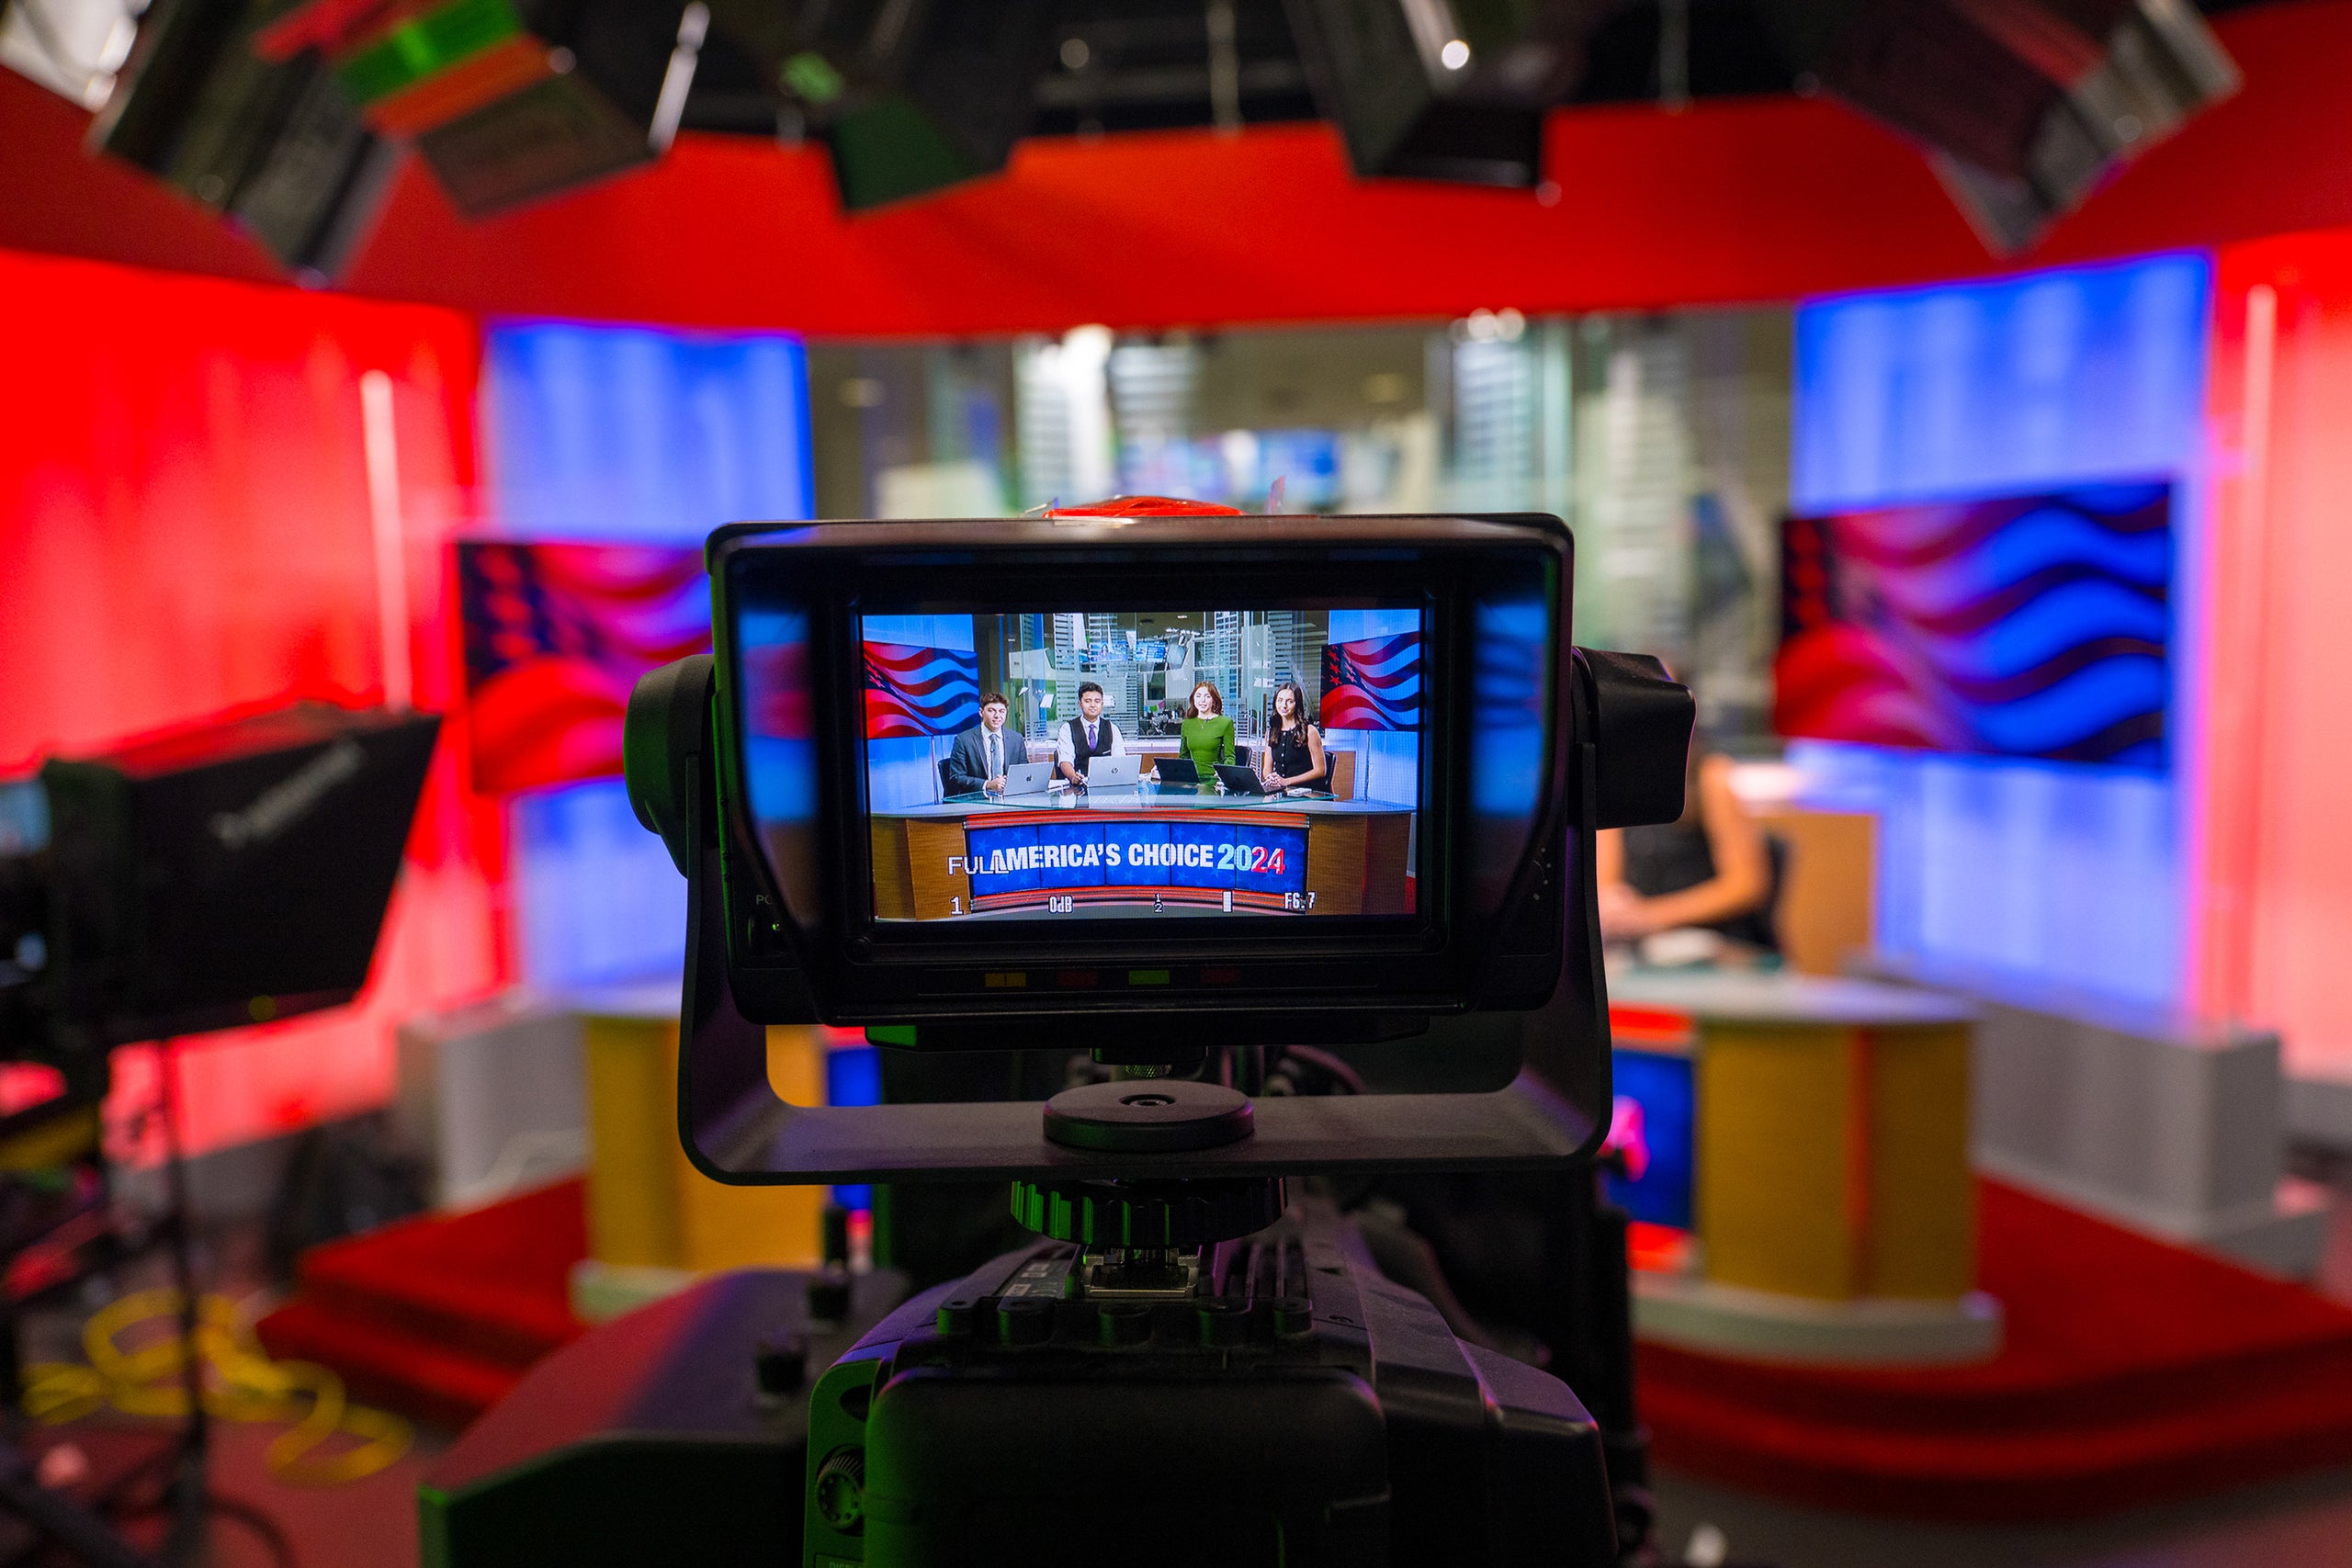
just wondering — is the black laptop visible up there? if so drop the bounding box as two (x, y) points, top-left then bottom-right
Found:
(1214, 763), (1276, 795)
(1152, 757), (1202, 784)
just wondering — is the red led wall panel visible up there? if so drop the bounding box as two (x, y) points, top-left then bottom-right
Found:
(2197, 228), (2352, 1077)
(0, 246), (504, 1158)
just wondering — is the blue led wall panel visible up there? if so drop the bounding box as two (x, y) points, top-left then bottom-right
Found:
(483, 320), (815, 994)
(1607, 1048), (1695, 1231)
(1327, 607), (1422, 808)
(485, 321), (814, 541)
(827, 1044), (880, 1210)
(1790, 254), (2211, 1005)
(511, 778), (690, 991)
(1793, 257), (2209, 508)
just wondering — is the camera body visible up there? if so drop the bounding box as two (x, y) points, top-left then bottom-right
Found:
(805, 1200), (1617, 1568)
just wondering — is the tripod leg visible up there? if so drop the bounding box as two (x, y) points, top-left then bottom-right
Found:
(156, 1044), (207, 1567)
(1585, 1168), (1659, 1566)
(0, 1302), (21, 1427)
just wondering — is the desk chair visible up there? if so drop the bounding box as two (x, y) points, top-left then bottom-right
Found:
(1721, 832), (1788, 953)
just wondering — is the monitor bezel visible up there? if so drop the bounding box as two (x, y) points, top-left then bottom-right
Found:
(706, 515), (1574, 1028)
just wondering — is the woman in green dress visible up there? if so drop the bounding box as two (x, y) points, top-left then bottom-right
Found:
(1179, 681), (1236, 780)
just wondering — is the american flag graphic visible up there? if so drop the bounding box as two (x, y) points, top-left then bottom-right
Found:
(1320, 632), (1421, 732)
(864, 642), (981, 739)
(457, 541), (709, 795)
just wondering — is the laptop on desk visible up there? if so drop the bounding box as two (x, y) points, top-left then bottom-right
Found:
(1150, 757), (1201, 784)
(1087, 755), (1141, 789)
(1215, 763), (1277, 795)
(999, 761), (1054, 796)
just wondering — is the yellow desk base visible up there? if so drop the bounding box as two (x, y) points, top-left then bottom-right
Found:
(575, 1012), (825, 1319)
(1697, 1021), (1974, 1303)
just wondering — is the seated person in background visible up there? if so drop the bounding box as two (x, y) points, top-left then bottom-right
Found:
(1260, 678), (1327, 791)
(944, 693), (1015, 795)
(1055, 680), (1125, 792)
(1179, 681), (1236, 778)
(1596, 743), (1775, 951)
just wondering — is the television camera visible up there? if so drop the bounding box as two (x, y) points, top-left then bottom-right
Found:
(424, 509), (1691, 1567)
(0, 703), (438, 1566)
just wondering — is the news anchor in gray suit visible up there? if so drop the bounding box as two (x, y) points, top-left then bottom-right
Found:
(944, 693), (1015, 795)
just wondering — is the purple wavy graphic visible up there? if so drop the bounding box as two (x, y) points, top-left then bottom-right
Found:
(1775, 482), (2171, 770)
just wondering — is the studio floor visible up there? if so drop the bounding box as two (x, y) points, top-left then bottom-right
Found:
(27, 1413), (2352, 1568)
(8, 1166), (2348, 1568)
(1654, 1461), (2352, 1568)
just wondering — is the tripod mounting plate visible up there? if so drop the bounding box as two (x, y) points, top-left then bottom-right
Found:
(1042, 1080), (1253, 1153)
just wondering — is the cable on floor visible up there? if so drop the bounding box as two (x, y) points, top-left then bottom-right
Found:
(19, 1289), (412, 1485)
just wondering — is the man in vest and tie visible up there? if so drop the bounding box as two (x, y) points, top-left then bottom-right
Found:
(945, 693), (1015, 796)
(1054, 681), (1125, 794)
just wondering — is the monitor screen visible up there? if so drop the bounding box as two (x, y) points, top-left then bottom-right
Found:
(857, 607), (1424, 924)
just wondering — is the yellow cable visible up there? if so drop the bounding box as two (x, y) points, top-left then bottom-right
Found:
(21, 1290), (412, 1485)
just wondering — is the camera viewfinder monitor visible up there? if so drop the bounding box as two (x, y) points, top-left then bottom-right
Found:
(700, 514), (1584, 1040)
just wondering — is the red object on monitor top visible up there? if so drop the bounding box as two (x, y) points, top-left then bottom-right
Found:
(1043, 495), (1246, 517)
(252, 0), (405, 59)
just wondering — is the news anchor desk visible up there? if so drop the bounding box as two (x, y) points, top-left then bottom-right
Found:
(1607, 967), (1999, 1366)
(871, 782), (1413, 919)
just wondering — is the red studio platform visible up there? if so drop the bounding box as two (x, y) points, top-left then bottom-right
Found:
(1642, 1179), (2352, 1521)
(261, 1174), (2352, 1521)
(257, 1180), (588, 1431)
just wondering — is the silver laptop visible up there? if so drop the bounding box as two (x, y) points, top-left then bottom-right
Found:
(1086, 755), (1141, 789)
(1000, 761), (1054, 796)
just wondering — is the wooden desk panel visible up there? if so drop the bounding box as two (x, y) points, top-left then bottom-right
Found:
(1865, 1022), (1975, 1299)
(1363, 812), (1409, 914)
(1302, 815), (1367, 915)
(870, 818), (913, 920)
(1754, 807), (1877, 977)
(905, 818), (971, 919)
(1697, 1021), (1861, 1300)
